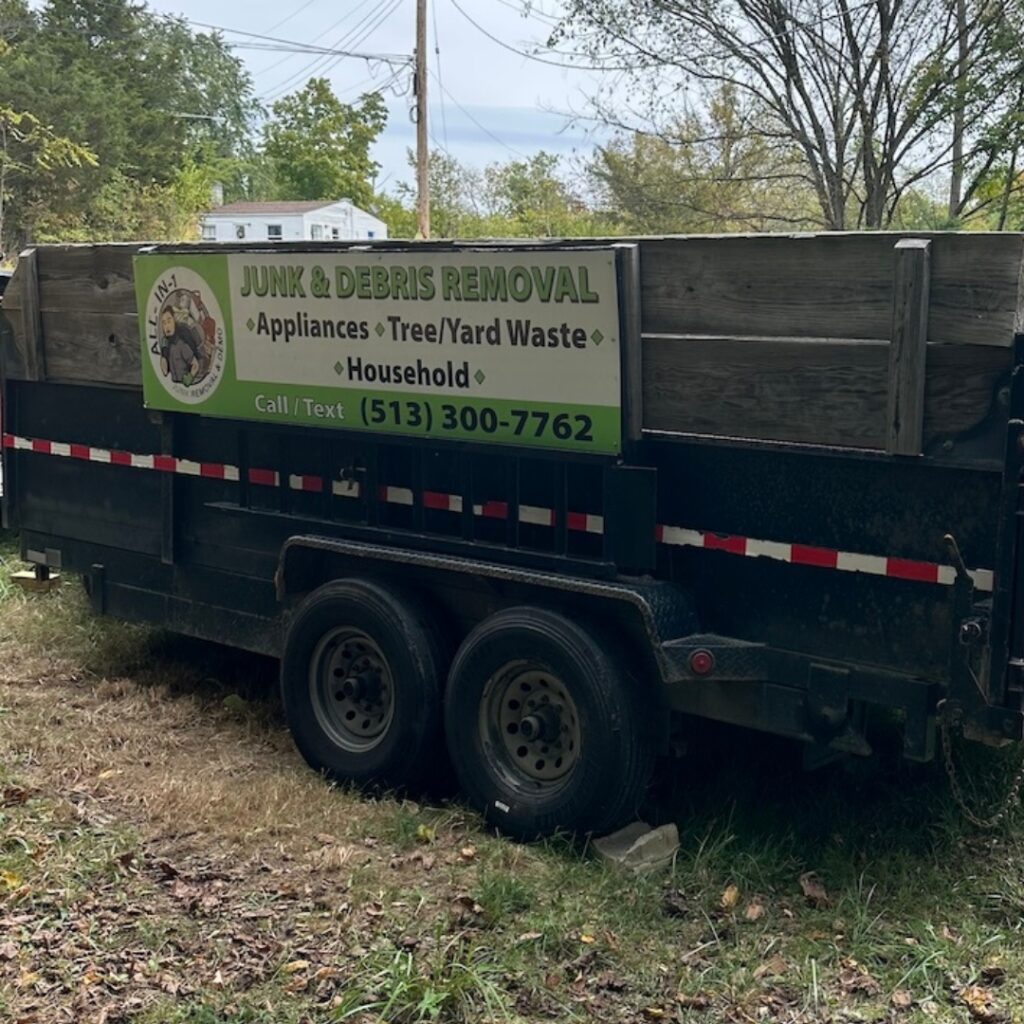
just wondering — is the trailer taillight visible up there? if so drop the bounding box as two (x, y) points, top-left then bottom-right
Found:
(688, 650), (715, 676)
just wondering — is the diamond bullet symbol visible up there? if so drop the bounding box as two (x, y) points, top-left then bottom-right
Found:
(375, 322), (385, 336)
(246, 317), (255, 331)
(334, 361), (344, 375)
(474, 369), (486, 384)
(591, 329), (604, 345)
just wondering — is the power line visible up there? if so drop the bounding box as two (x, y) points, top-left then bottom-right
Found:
(447, 0), (624, 71)
(260, 0), (319, 38)
(429, 68), (530, 160)
(187, 19), (407, 64)
(260, 0), (405, 102)
(286, 0), (406, 97)
(489, 0), (560, 26)
(456, 0), (886, 74)
(340, 62), (410, 102)
(249, 0), (379, 78)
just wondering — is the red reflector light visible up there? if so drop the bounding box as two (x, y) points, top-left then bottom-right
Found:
(688, 649), (715, 676)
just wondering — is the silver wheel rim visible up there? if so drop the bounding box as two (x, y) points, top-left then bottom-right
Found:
(479, 662), (582, 789)
(309, 627), (395, 752)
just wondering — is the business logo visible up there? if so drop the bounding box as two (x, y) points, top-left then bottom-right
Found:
(144, 266), (226, 404)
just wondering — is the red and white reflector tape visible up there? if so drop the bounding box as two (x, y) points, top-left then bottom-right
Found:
(2, 432), (993, 591)
(656, 523), (992, 592)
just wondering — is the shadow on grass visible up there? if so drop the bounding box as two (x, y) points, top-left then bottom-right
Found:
(140, 631), (280, 702)
(129, 621), (1023, 884)
(641, 713), (1024, 922)
(8, 550), (1017, 905)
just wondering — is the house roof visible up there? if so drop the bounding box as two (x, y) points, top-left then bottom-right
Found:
(206, 200), (341, 217)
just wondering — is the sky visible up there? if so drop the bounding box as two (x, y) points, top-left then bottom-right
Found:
(146, 0), (612, 196)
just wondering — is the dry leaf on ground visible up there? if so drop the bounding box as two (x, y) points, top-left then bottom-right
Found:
(839, 957), (881, 996)
(677, 992), (712, 1009)
(960, 984), (1003, 1022)
(798, 871), (830, 907)
(891, 989), (913, 1011)
(753, 953), (787, 980)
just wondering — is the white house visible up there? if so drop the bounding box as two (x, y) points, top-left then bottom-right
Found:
(200, 199), (388, 244)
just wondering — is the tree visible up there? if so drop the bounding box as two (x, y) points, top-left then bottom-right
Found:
(263, 80), (387, 207)
(589, 87), (818, 232)
(0, 9), (94, 252)
(0, 0), (258, 248)
(394, 149), (609, 238)
(483, 153), (589, 236)
(553, 0), (1024, 229)
(0, 101), (95, 255)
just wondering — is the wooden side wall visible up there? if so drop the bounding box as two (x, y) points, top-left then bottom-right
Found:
(1, 235), (1020, 453)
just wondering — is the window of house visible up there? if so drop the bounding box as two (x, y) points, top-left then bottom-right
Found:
(367, 230), (375, 239)
(201, 224), (216, 241)
(331, 227), (340, 240)
(267, 224), (283, 241)
(310, 224), (324, 240)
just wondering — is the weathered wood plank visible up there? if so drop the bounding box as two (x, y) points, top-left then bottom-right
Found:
(35, 244), (140, 313)
(886, 239), (931, 455)
(8, 239), (1020, 462)
(641, 334), (1010, 449)
(41, 309), (142, 388)
(1, 257), (22, 313)
(0, 259), (27, 381)
(18, 250), (46, 381)
(22, 234), (1024, 357)
(28, 235), (1024, 351)
(637, 233), (1024, 346)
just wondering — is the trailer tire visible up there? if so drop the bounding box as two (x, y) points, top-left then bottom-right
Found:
(444, 606), (653, 840)
(281, 579), (444, 790)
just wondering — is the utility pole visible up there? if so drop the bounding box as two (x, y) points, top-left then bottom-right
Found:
(415, 0), (430, 239)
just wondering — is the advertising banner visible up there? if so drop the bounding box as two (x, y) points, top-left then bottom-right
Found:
(134, 248), (623, 454)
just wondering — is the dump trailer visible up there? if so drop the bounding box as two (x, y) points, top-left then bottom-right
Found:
(2, 234), (1023, 838)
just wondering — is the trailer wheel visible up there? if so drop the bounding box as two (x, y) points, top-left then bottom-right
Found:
(281, 579), (444, 789)
(444, 607), (652, 839)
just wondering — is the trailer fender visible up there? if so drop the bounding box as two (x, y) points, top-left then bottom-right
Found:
(277, 535), (698, 745)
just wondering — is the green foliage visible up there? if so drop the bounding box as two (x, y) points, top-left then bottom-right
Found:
(554, 0), (1024, 230)
(0, 103), (95, 250)
(370, 191), (417, 239)
(393, 149), (615, 239)
(31, 159), (221, 243)
(475, 869), (533, 919)
(590, 88), (819, 232)
(0, 0), (258, 249)
(262, 79), (386, 207)
(333, 938), (509, 1022)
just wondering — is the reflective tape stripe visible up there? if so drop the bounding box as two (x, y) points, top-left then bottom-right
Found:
(1, 431), (994, 592)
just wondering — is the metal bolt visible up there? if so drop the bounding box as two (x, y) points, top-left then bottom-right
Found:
(959, 619), (984, 644)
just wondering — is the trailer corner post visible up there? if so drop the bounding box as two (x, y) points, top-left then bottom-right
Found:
(614, 243), (643, 447)
(16, 248), (45, 383)
(886, 238), (931, 456)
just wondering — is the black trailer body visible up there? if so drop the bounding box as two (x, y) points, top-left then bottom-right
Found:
(2, 235), (1024, 837)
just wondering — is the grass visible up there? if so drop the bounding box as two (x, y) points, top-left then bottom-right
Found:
(2, 525), (1024, 1022)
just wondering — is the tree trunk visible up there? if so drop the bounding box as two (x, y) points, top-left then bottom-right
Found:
(997, 146), (1019, 230)
(948, 0), (968, 219)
